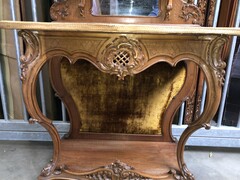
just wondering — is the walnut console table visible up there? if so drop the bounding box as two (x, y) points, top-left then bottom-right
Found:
(1, 21), (240, 180)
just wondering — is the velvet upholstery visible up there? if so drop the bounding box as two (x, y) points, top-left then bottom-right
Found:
(61, 60), (186, 134)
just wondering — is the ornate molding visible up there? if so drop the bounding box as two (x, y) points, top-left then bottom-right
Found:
(78, 0), (86, 17)
(50, 0), (69, 21)
(206, 0), (216, 27)
(83, 160), (156, 179)
(18, 30), (39, 81)
(61, 160), (168, 179)
(179, 0), (202, 24)
(197, 0), (208, 26)
(197, 0), (216, 26)
(98, 36), (147, 80)
(208, 36), (228, 86)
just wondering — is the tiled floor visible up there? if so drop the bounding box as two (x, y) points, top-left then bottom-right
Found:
(0, 141), (239, 180)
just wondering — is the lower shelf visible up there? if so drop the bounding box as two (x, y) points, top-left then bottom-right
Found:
(40, 139), (180, 179)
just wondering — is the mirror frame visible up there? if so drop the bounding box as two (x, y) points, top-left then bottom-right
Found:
(50, 0), (202, 25)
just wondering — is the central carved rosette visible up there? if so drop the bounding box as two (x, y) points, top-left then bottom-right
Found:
(98, 36), (147, 80)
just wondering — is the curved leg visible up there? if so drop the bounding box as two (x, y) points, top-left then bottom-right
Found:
(19, 30), (62, 177)
(176, 36), (228, 179)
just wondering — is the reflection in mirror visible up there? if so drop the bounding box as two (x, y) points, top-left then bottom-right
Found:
(92, 0), (160, 17)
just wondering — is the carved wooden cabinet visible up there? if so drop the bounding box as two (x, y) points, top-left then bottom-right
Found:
(0, 0), (239, 180)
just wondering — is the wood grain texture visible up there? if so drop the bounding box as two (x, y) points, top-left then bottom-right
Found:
(39, 139), (178, 180)
(0, 21), (240, 36)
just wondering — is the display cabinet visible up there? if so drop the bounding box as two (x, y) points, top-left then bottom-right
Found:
(0, 0), (239, 179)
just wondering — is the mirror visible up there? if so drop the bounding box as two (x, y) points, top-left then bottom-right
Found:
(92, 0), (160, 17)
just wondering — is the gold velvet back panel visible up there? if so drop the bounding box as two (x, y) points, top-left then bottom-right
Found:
(61, 60), (186, 135)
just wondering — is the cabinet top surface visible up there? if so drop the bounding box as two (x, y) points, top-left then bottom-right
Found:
(0, 21), (240, 36)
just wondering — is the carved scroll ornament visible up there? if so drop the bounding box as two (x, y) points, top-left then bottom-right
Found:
(98, 36), (147, 80)
(18, 30), (39, 81)
(208, 36), (228, 86)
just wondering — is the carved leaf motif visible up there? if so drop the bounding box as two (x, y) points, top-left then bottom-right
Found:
(121, 171), (151, 180)
(179, 1), (202, 24)
(18, 30), (39, 81)
(85, 170), (112, 180)
(208, 36), (228, 86)
(50, 0), (69, 21)
(197, 0), (216, 26)
(197, 0), (207, 26)
(98, 36), (147, 80)
(207, 0), (216, 27)
(83, 160), (153, 179)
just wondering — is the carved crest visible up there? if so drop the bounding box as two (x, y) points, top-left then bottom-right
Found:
(18, 30), (39, 81)
(50, 0), (69, 21)
(98, 36), (147, 80)
(179, 0), (202, 24)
